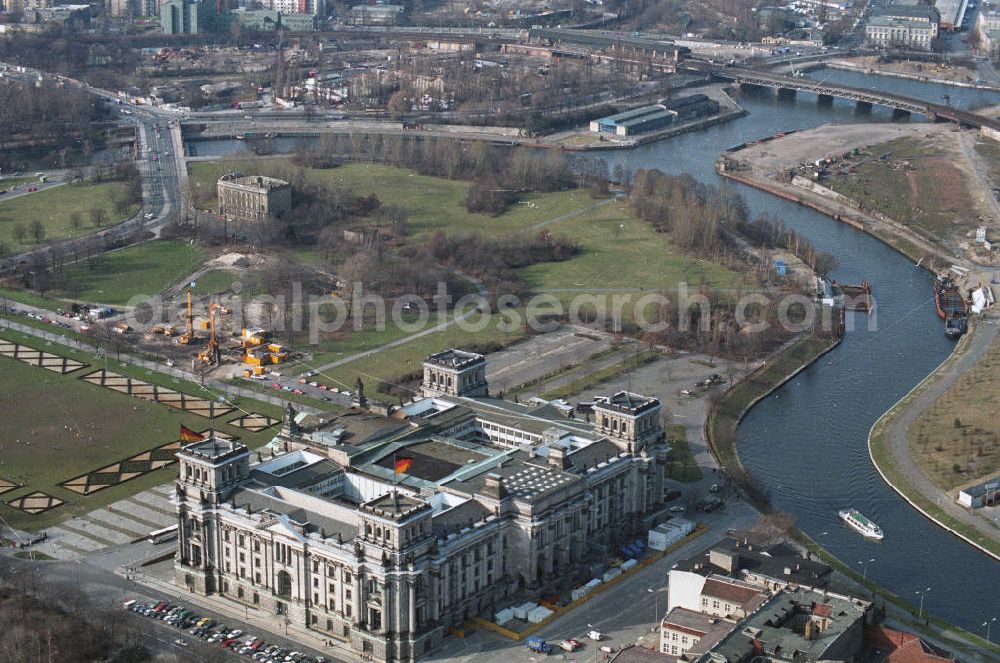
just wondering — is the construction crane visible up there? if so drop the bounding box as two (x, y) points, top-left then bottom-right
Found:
(197, 303), (222, 364)
(179, 288), (194, 344)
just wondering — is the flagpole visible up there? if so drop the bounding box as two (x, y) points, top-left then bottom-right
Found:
(210, 400), (217, 453)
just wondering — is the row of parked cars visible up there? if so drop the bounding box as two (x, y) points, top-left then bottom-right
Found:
(123, 599), (326, 663)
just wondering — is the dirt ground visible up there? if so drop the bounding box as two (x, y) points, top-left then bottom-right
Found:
(731, 123), (998, 262)
(830, 57), (980, 85)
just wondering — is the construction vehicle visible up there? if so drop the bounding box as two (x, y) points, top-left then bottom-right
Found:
(178, 289), (194, 344)
(197, 303), (222, 364)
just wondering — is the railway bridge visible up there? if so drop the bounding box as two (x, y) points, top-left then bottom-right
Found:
(705, 65), (1000, 131)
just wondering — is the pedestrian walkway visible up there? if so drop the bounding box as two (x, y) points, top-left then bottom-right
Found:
(31, 483), (176, 561)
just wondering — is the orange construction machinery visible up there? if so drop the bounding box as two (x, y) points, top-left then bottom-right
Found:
(196, 303), (223, 364)
(240, 328), (287, 372)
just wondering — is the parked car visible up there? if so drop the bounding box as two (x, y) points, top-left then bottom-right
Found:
(560, 638), (582, 651)
(588, 629), (605, 641)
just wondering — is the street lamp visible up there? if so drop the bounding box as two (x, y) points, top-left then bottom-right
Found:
(915, 587), (931, 620)
(857, 558), (875, 580)
(983, 617), (996, 643)
(647, 587), (660, 633)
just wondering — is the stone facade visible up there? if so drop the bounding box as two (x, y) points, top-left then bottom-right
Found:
(216, 172), (292, 242)
(174, 348), (675, 662)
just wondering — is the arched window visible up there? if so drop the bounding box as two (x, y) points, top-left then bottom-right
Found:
(276, 570), (292, 599)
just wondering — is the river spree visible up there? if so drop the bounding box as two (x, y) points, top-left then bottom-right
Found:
(614, 78), (1000, 633)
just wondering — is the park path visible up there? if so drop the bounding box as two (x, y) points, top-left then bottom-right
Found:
(879, 316), (1000, 552)
(527, 196), (617, 232)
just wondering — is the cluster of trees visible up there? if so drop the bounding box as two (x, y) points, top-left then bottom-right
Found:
(295, 136), (576, 216)
(0, 30), (138, 92)
(428, 229), (580, 298)
(0, 570), (153, 663)
(628, 169), (747, 253)
(736, 213), (837, 276)
(0, 80), (111, 172)
(361, 51), (633, 119)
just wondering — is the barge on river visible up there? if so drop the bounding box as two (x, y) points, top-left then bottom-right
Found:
(833, 280), (873, 312)
(933, 275), (968, 338)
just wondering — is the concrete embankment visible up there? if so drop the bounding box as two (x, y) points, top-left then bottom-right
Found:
(704, 333), (841, 509)
(716, 166), (945, 266)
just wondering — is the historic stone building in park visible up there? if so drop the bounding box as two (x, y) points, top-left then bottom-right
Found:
(174, 349), (676, 662)
(215, 173), (292, 243)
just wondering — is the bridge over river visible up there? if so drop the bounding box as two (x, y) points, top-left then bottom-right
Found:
(701, 65), (1000, 131)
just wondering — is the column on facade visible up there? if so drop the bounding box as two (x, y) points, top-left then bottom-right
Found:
(352, 573), (362, 626)
(380, 583), (389, 634)
(407, 577), (416, 635)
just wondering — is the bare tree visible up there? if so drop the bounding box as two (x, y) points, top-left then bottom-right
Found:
(89, 207), (108, 229)
(29, 220), (45, 244)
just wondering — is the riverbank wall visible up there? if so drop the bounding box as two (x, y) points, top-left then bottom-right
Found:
(704, 332), (841, 510)
(716, 167), (947, 267)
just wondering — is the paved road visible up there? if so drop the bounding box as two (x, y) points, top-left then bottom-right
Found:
(879, 315), (1000, 552)
(0, 62), (185, 271)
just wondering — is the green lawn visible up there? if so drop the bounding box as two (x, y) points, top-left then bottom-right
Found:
(188, 161), (596, 242)
(0, 175), (41, 190)
(52, 240), (205, 306)
(0, 329), (281, 531)
(0, 287), (67, 311)
(314, 310), (526, 398)
(190, 269), (238, 295)
(299, 310), (456, 370)
(0, 181), (139, 248)
(665, 424), (702, 483)
(520, 200), (741, 300)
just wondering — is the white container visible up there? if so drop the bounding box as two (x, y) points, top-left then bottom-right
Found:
(621, 559), (638, 572)
(513, 602), (536, 620)
(495, 608), (514, 625)
(527, 606), (553, 624)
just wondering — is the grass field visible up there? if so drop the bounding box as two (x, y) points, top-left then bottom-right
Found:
(0, 287), (66, 310)
(665, 423), (702, 483)
(299, 309), (455, 370)
(908, 330), (1000, 490)
(189, 269), (237, 295)
(823, 136), (978, 238)
(52, 240), (204, 306)
(520, 200), (741, 301)
(188, 161), (597, 242)
(0, 181), (139, 248)
(314, 310), (527, 398)
(0, 329), (280, 531)
(0, 175), (40, 190)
